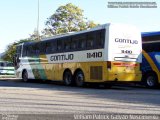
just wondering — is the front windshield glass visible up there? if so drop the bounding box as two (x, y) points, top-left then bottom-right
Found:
(155, 54), (160, 64)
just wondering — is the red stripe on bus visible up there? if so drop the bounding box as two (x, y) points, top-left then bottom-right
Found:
(113, 63), (122, 66)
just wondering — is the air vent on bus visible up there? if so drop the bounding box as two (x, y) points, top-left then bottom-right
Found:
(90, 66), (103, 80)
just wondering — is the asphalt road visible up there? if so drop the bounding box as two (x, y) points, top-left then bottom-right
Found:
(0, 78), (160, 120)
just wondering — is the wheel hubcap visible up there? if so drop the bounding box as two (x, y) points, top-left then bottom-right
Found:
(147, 76), (155, 87)
(23, 72), (28, 82)
(77, 74), (84, 86)
(66, 75), (71, 84)
(64, 72), (72, 85)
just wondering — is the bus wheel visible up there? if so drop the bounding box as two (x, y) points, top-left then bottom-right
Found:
(63, 71), (73, 86)
(22, 71), (28, 82)
(144, 73), (158, 88)
(75, 71), (85, 87)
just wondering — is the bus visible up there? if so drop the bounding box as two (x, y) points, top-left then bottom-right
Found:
(141, 31), (160, 88)
(13, 23), (142, 87)
(0, 61), (15, 75)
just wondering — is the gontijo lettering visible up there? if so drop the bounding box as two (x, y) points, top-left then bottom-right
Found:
(50, 54), (74, 61)
(115, 38), (138, 44)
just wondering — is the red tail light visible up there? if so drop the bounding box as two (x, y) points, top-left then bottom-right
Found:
(113, 63), (122, 66)
(107, 61), (111, 69)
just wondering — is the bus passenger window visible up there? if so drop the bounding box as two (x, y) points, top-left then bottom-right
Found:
(35, 44), (40, 55)
(28, 46), (34, 56)
(96, 30), (105, 48)
(64, 39), (71, 51)
(46, 42), (52, 53)
(39, 42), (46, 54)
(71, 39), (77, 50)
(57, 39), (63, 51)
(87, 33), (95, 48)
(78, 35), (86, 49)
(22, 46), (27, 57)
(26, 46), (29, 56)
(51, 41), (57, 52)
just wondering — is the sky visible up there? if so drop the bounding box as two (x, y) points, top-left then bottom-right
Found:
(0, 0), (160, 53)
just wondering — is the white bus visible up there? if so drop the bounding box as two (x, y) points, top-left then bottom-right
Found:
(13, 23), (142, 87)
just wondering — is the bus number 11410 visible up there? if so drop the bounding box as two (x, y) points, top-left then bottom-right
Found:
(87, 52), (102, 58)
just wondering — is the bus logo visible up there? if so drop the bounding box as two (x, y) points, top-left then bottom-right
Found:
(115, 38), (138, 44)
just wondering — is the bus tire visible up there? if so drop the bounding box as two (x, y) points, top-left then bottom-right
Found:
(75, 71), (85, 87)
(144, 73), (158, 88)
(22, 70), (29, 82)
(63, 70), (73, 86)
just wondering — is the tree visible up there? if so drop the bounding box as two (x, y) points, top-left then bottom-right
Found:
(29, 29), (42, 41)
(42, 3), (97, 37)
(29, 29), (39, 41)
(3, 3), (98, 61)
(2, 39), (33, 62)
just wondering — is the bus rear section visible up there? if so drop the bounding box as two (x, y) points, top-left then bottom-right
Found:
(104, 23), (142, 83)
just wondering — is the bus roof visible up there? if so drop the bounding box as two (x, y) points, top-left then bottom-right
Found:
(23, 23), (138, 46)
(23, 23), (109, 46)
(142, 31), (160, 37)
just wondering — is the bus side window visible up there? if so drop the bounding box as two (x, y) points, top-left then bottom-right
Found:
(96, 30), (105, 48)
(46, 41), (52, 54)
(64, 38), (71, 51)
(57, 39), (64, 51)
(149, 43), (154, 52)
(51, 40), (57, 53)
(35, 43), (40, 55)
(22, 46), (27, 57)
(71, 38), (77, 50)
(154, 43), (160, 52)
(87, 32), (95, 49)
(78, 34), (86, 50)
(29, 45), (35, 56)
(39, 42), (46, 54)
(26, 46), (30, 56)
(27, 46), (31, 56)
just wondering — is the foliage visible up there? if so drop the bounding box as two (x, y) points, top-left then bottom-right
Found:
(42, 3), (97, 37)
(2, 39), (33, 62)
(29, 29), (42, 41)
(2, 3), (98, 61)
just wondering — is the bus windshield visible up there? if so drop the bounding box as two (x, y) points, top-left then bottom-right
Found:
(155, 53), (160, 65)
